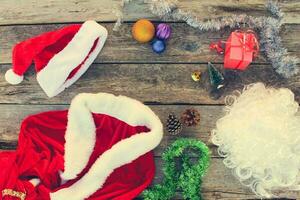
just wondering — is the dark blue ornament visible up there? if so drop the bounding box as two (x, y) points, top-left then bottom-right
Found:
(151, 39), (166, 54)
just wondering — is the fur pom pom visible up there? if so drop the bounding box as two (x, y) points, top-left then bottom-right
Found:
(5, 69), (23, 85)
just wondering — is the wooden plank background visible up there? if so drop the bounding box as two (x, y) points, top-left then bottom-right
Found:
(0, 0), (299, 24)
(0, 0), (299, 199)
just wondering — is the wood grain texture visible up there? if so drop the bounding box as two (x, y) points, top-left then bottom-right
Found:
(0, 63), (299, 105)
(0, 23), (299, 64)
(0, 105), (298, 199)
(152, 158), (299, 200)
(0, 103), (294, 159)
(0, 104), (221, 152)
(0, 0), (299, 25)
(1, 1), (299, 199)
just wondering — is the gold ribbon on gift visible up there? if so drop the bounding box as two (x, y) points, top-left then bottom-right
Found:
(223, 29), (260, 69)
(210, 29), (260, 69)
(235, 29), (260, 57)
(2, 189), (26, 200)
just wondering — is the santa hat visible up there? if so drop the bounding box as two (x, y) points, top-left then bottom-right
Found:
(5, 21), (108, 98)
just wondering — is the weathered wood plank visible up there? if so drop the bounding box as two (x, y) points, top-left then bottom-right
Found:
(0, 105), (298, 199)
(0, 150), (294, 200)
(152, 158), (299, 200)
(0, 104), (221, 153)
(0, 0), (299, 25)
(1, 1), (299, 199)
(0, 23), (299, 64)
(0, 63), (298, 105)
(0, 103), (292, 160)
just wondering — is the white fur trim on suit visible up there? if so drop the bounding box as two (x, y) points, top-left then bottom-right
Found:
(36, 21), (108, 98)
(29, 178), (41, 187)
(5, 69), (24, 85)
(50, 93), (163, 200)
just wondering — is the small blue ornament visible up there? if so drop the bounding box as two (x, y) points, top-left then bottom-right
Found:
(151, 39), (166, 54)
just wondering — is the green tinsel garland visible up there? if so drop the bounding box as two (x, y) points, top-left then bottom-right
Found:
(142, 138), (210, 200)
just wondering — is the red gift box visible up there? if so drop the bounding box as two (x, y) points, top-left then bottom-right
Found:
(224, 31), (259, 70)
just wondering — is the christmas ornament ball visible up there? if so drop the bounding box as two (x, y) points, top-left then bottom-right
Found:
(156, 23), (172, 40)
(132, 19), (155, 43)
(191, 71), (201, 82)
(152, 39), (166, 54)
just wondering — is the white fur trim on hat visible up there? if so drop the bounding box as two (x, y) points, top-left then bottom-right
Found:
(50, 93), (163, 200)
(5, 69), (24, 85)
(36, 20), (108, 98)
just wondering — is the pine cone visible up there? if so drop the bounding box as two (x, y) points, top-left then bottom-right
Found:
(181, 108), (200, 127)
(166, 113), (183, 135)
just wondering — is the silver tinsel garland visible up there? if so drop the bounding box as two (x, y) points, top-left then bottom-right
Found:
(116, 0), (299, 78)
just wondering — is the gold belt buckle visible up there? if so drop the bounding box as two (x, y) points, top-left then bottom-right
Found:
(2, 189), (26, 200)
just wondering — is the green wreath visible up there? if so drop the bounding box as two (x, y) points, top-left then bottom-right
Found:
(142, 138), (210, 200)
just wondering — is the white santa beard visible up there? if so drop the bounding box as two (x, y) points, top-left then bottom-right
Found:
(211, 83), (300, 198)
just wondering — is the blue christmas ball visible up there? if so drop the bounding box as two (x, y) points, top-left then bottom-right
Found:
(151, 39), (166, 54)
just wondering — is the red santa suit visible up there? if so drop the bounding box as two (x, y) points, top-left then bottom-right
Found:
(0, 93), (163, 200)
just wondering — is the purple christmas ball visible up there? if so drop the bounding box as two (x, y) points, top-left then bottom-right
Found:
(156, 23), (171, 40)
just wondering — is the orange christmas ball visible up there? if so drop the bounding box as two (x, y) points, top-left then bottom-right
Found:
(132, 19), (155, 43)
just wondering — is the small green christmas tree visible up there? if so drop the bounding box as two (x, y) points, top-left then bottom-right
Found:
(207, 62), (225, 90)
